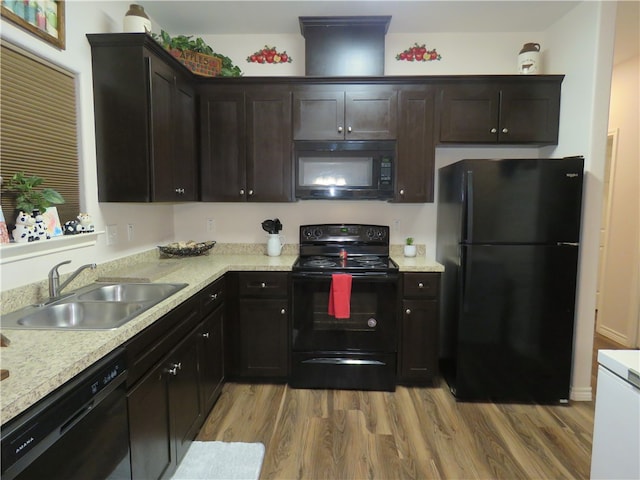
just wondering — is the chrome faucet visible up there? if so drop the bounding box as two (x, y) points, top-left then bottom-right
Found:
(48, 260), (97, 298)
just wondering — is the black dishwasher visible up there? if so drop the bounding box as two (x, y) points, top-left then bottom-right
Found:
(1, 348), (131, 480)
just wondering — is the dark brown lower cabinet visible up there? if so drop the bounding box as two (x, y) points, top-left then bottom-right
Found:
(126, 279), (225, 480)
(199, 303), (225, 414)
(128, 326), (201, 480)
(169, 330), (203, 465)
(399, 272), (441, 384)
(235, 272), (290, 379)
(128, 358), (173, 480)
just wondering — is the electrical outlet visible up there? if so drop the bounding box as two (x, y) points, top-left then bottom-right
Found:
(393, 219), (400, 231)
(127, 223), (134, 241)
(207, 219), (215, 233)
(106, 225), (118, 245)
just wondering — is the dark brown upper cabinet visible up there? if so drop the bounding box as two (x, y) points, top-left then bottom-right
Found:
(199, 83), (293, 202)
(293, 85), (397, 140)
(395, 84), (437, 203)
(87, 33), (197, 202)
(438, 76), (563, 145)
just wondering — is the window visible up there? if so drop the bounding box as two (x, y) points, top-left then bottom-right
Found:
(0, 40), (80, 225)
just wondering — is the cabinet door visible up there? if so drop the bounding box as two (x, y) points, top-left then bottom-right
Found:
(345, 87), (397, 140)
(199, 304), (225, 414)
(239, 298), (289, 377)
(200, 90), (246, 201)
(439, 83), (499, 143)
(498, 82), (561, 144)
(172, 77), (198, 200)
(128, 361), (173, 480)
(293, 89), (344, 140)
(245, 88), (293, 202)
(149, 56), (176, 201)
(400, 299), (439, 382)
(168, 330), (202, 466)
(396, 85), (436, 202)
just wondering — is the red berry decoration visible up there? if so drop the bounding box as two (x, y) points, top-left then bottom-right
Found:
(395, 43), (442, 62)
(247, 45), (293, 64)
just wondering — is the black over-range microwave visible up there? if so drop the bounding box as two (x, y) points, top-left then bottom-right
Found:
(294, 140), (395, 200)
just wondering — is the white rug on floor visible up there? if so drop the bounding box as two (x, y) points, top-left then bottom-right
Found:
(171, 441), (265, 480)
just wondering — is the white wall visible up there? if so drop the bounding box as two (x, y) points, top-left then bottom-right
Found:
(0, 1), (619, 401)
(544, 0), (617, 400)
(598, 53), (640, 346)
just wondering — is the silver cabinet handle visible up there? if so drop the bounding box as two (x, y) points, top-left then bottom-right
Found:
(405, 308), (411, 314)
(502, 128), (509, 134)
(239, 189), (245, 195)
(166, 362), (182, 376)
(280, 308), (286, 314)
(175, 188), (185, 194)
(347, 126), (352, 133)
(210, 293), (218, 300)
(201, 332), (210, 339)
(418, 282), (424, 288)
(338, 126), (343, 133)
(399, 189), (405, 195)
(490, 128), (497, 133)
(248, 189), (254, 196)
(260, 282), (266, 288)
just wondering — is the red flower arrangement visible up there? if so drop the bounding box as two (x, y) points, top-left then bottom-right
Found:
(247, 46), (292, 64)
(396, 43), (441, 62)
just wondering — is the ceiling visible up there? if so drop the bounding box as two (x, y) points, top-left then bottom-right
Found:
(139, 0), (638, 64)
(138, 1), (581, 35)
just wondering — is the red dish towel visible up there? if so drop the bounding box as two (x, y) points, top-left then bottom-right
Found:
(328, 273), (352, 319)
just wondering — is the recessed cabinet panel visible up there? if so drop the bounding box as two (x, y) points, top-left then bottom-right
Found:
(200, 90), (246, 201)
(293, 90), (344, 140)
(246, 89), (293, 202)
(200, 86), (293, 202)
(439, 77), (562, 145)
(345, 89), (397, 139)
(87, 34), (198, 202)
(396, 85), (436, 202)
(293, 85), (397, 140)
(439, 83), (499, 143)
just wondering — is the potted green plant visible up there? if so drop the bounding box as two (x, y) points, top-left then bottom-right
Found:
(404, 237), (417, 257)
(152, 30), (242, 77)
(4, 172), (65, 216)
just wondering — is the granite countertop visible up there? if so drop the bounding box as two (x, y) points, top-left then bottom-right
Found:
(0, 251), (442, 425)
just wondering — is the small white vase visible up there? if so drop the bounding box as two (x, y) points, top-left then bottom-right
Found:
(404, 245), (417, 257)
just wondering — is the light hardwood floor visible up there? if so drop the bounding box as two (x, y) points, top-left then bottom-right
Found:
(197, 379), (595, 479)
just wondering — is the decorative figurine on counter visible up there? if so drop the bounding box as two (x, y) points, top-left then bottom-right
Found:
(64, 212), (95, 235)
(12, 211), (35, 243)
(63, 219), (82, 235)
(32, 209), (51, 241)
(77, 213), (95, 233)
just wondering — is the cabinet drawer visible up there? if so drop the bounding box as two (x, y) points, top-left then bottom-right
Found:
(200, 276), (225, 316)
(403, 273), (440, 298)
(126, 296), (200, 387)
(238, 272), (288, 297)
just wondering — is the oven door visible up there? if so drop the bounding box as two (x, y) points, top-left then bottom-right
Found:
(292, 272), (398, 353)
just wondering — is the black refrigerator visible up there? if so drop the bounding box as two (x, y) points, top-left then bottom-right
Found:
(436, 157), (584, 403)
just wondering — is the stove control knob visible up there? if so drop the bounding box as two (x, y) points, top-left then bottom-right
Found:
(313, 228), (323, 238)
(367, 318), (377, 328)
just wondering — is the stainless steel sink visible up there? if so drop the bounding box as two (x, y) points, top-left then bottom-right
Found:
(16, 301), (145, 330)
(77, 283), (185, 303)
(1, 282), (188, 331)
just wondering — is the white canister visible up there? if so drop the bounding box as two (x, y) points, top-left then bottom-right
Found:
(123, 4), (151, 33)
(518, 43), (541, 74)
(266, 234), (285, 257)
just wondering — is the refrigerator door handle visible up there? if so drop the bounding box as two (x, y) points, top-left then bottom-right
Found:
(463, 170), (474, 242)
(557, 242), (579, 246)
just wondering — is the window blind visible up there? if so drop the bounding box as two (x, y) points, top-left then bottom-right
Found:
(0, 40), (80, 225)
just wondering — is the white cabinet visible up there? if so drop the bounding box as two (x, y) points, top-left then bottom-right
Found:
(590, 350), (640, 479)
